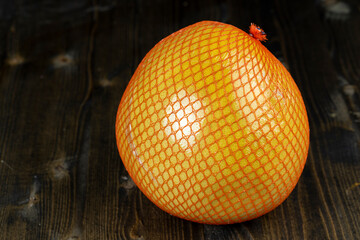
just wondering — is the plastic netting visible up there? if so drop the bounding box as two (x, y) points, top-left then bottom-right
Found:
(115, 21), (309, 224)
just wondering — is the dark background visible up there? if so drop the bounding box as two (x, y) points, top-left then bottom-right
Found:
(0, 0), (359, 239)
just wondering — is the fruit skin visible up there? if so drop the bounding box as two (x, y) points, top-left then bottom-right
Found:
(115, 21), (309, 224)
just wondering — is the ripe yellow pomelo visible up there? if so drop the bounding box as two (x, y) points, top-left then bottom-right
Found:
(115, 21), (309, 224)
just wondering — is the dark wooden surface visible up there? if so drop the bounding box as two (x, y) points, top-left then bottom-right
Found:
(1, 0), (359, 239)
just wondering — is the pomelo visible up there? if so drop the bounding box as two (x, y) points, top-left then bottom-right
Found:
(115, 21), (309, 224)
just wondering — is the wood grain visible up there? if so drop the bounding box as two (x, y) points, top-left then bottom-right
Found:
(0, 0), (359, 239)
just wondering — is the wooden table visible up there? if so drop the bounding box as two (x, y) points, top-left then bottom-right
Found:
(1, 0), (359, 239)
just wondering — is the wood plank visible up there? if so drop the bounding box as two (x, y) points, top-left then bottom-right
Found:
(0, 0), (359, 239)
(0, 1), (93, 239)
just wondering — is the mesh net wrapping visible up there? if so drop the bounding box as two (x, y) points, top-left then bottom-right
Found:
(115, 21), (309, 224)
